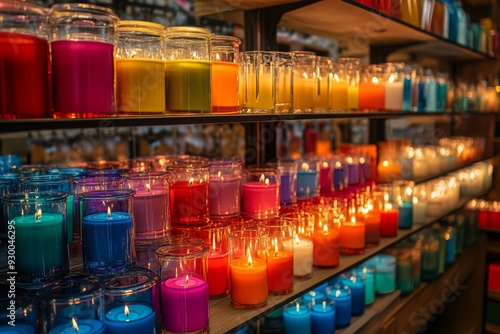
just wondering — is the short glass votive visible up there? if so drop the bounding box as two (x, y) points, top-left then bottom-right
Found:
(339, 216), (365, 255)
(241, 167), (280, 219)
(37, 276), (105, 333)
(156, 243), (210, 334)
(356, 264), (375, 304)
(311, 298), (335, 334)
(296, 158), (319, 201)
(258, 218), (294, 295)
(291, 51), (316, 113)
(208, 160), (242, 219)
(229, 229), (269, 309)
(2, 192), (69, 287)
(79, 189), (136, 276)
(395, 247), (414, 296)
(124, 172), (169, 241)
(311, 206), (341, 266)
(0, 287), (36, 332)
(393, 180), (414, 229)
(413, 185), (428, 224)
(283, 301), (312, 334)
(167, 164), (209, 228)
(282, 213), (314, 279)
(372, 254), (396, 294)
(240, 51), (275, 113)
(345, 154), (360, 186)
(103, 267), (160, 333)
(135, 230), (186, 273)
(325, 284), (352, 328)
(379, 186), (399, 237)
(268, 160), (297, 208)
(332, 156), (348, 191)
(340, 272), (366, 316)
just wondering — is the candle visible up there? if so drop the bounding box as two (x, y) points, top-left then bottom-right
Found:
(384, 75), (404, 110)
(358, 156), (371, 183)
(373, 254), (396, 294)
(319, 161), (333, 195)
(312, 224), (340, 267)
(279, 171), (296, 207)
(357, 266), (375, 304)
(230, 254), (268, 307)
(267, 245), (294, 294)
(413, 197), (428, 224)
(339, 217), (365, 255)
(311, 300), (335, 334)
(301, 289), (325, 303)
(380, 204), (398, 237)
(377, 160), (400, 183)
(341, 275), (366, 316)
(398, 201), (413, 229)
(242, 177), (279, 218)
(13, 210), (65, 277)
(169, 179), (208, 227)
(293, 74), (315, 112)
(331, 81), (349, 110)
(444, 228), (457, 264)
(49, 318), (105, 334)
(116, 58), (165, 113)
(211, 61), (239, 112)
(327, 287), (351, 328)
(358, 79), (385, 111)
(283, 235), (313, 278)
(0, 324), (35, 334)
(345, 156), (360, 185)
(82, 208), (133, 269)
(364, 211), (381, 246)
(333, 162), (347, 190)
(160, 276), (209, 333)
(245, 72), (274, 111)
(133, 188), (168, 240)
(283, 302), (311, 334)
(296, 169), (318, 200)
(104, 304), (156, 333)
(208, 251), (230, 298)
(421, 238), (440, 281)
(396, 254), (413, 296)
(209, 176), (241, 218)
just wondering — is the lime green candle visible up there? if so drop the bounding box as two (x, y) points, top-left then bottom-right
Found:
(165, 59), (211, 113)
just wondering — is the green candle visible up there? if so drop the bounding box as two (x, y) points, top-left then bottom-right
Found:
(14, 211), (66, 278)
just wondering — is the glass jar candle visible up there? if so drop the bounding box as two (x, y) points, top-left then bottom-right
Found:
(157, 243), (210, 334)
(315, 56), (334, 113)
(332, 155), (348, 191)
(336, 57), (361, 112)
(208, 160), (242, 219)
(384, 62), (405, 111)
(0, 0), (50, 119)
(393, 180), (414, 229)
(49, 3), (119, 118)
(37, 276), (105, 333)
(421, 234), (440, 280)
(340, 272), (366, 316)
(211, 35), (241, 113)
(330, 61), (349, 112)
(372, 254), (396, 294)
(283, 300), (312, 334)
(311, 298), (335, 334)
(296, 158), (319, 201)
(395, 247), (414, 296)
(0, 287), (36, 332)
(358, 64), (385, 111)
(164, 26), (211, 113)
(78, 189), (136, 276)
(241, 167), (280, 219)
(274, 51), (293, 113)
(270, 160), (297, 208)
(413, 185), (428, 224)
(292, 51), (317, 113)
(325, 284), (352, 328)
(116, 20), (165, 115)
(240, 51), (275, 113)
(281, 212), (314, 279)
(2, 192), (69, 287)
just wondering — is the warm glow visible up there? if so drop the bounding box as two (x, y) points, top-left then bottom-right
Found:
(322, 161), (329, 168)
(247, 252), (253, 266)
(107, 207), (112, 218)
(72, 318), (79, 331)
(296, 302), (300, 312)
(188, 177), (194, 186)
(359, 157), (365, 164)
(301, 162), (310, 171)
(345, 156), (353, 164)
(217, 171), (222, 178)
(384, 202), (392, 211)
(335, 161), (342, 168)
(35, 209), (42, 220)
(382, 160), (389, 167)
(406, 187), (412, 197)
(274, 244), (279, 257)
(295, 234), (300, 244)
(215, 53), (221, 61)
(413, 197), (419, 204)
(323, 224), (328, 233)
(259, 174), (265, 183)
(351, 216), (356, 224)
(322, 300), (327, 309)
(185, 275), (189, 284)
(265, 178), (270, 186)
(388, 74), (395, 83)
(372, 76), (379, 84)
(145, 183), (151, 192)
(333, 73), (340, 82)
(124, 305), (130, 320)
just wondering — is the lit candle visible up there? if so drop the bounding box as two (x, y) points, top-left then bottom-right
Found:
(208, 249), (230, 298)
(104, 304), (156, 333)
(133, 183), (168, 240)
(283, 302), (312, 334)
(327, 287), (351, 328)
(384, 74), (404, 111)
(169, 177), (208, 227)
(345, 156), (360, 185)
(357, 265), (375, 304)
(377, 160), (400, 183)
(245, 72), (274, 111)
(311, 300), (335, 334)
(319, 160), (333, 195)
(301, 289), (325, 303)
(49, 317), (105, 334)
(211, 61), (239, 112)
(398, 200), (413, 229)
(242, 175), (279, 218)
(312, 224), (339, 267)
(209, 172), (241, 218)
(331, 77), (349, 110)
(341, 275), (366, 316)
(267, 244), (294, 294)
(413, 197), (428, 224)
(339, 217), (365, 255)
(230, 251), (268, 307)
(333, 160), (347, 190)
(293, 72), (315, 112)
(279, 170), (296, 207)
(363, 209), (381, 247)
(373, 254), (396, 294)
(380, 202), (398, 237)
(283, 234), (313, 279)
(358, 76), (385, 111)
(160, 275), (209, 333)
(296, 162), (318, 200)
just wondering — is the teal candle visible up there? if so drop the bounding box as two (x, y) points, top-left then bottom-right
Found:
(357, 266), (375, 304)
(436, 232), (446, 275)
(396, 255), (413, 296)
(421, 238), (439, 281)
(14, 211), (66, 278)
(296, 170), (318, 200)
(283, 302), (311, 334)
(104, 304), (156, 333)
(311, 300), (335, 334)
(444, 227), (457, 264)
(373, 254), (396, 294)
(398, 202), (413, 229)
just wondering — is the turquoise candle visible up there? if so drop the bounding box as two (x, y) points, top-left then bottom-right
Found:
(396, 254), (413, 296)
(283, 302), (311, 334)
(49, 319), (105, 334)
(425, 76), (437, 112)
(402, 76), (412, 111)
(398, 202), (413, 229)
(421, 237), (439, 281)
(296, 170), (318, 200)
(373, 254), (396, 294)
(445, 227), (457, 264)
(311, 300), (335, 334)
(357, 266), (375, 304)
(104, 304), (156, 333)
(436, 81), (447, 111)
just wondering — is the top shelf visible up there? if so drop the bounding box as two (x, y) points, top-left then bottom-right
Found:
(194, 0), (496, 60)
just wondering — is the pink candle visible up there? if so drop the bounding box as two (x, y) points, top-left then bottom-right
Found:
(319, 162), (333, 195)
(169, 180), (208, 228)
(134, 189), (168, 240)
(160, 276), (209, 333)
(209, 177), (241, 218)
(208, 251), (230, 298)
(242, 181), (279, 218)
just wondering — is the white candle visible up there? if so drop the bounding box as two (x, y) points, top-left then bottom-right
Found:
(283, 234), (313, 278)
(413, 197), (428, 224)
(384, 75), (403, 111)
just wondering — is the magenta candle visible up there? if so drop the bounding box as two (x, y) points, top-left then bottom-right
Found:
(319, 160), (333, 196)
(242, 178), (279, 219)
(160, 276), (209, 333)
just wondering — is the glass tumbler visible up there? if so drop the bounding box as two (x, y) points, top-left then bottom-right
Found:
(49, 3), (119, 118)
(292, 51), (316, 113)
(241, 167), (280, 219)
(208, 160), (242, 219)
(240, 51), (275, 113)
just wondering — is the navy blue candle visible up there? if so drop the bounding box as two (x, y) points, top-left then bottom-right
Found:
(327, 286), (351, 328)
(341, 275), (365, 316)
(311, 299), (335, 334)
(398, 202), (413, 229)
(333, 165), (347, 190)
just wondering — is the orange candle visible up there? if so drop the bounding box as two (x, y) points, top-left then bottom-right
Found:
(358, 80), (385, 111)
(267, 244), (294, 294)
(377, 159), (401, 183)
(339, 217), (366, 254)
(230, 252), (268, 308)
(312, 224), (339, 267)
(212, 61), (239, 113)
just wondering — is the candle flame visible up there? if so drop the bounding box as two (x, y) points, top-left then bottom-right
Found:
(406, 187), (412, 196)
(336, 289), (341, 297)
(359, 157), (365, 164)
(322, 300), (327, 309)
(188, 178), (194, 186)
(296, 302), (300, 313)
(382, 160), (389, 167)
(413, 197), (419, 204)
(345, 156), (353, 164)
(217, 171), (222, 178)
(335, 161), (342, 168)
(351, 216), (356, 224)
(323, 224), (328, 233)
(265, 178), (270, 186)
(185, 275), (189, 284)
(295, 234), (300, 244)
(372, 76), (379, 84)
(34, 209), (42, 220)
(72, 318), (79, 332)
(259, 174), (265, 183)
(301, 162), (310, 171)
(274, 244), (279, 257)
(384, 202), (392, 211)
(21, 209), (24, 217)
(145, 183), (151, 192)
(107, 207), (111, 219)
(247, 252), (253, 267)
(322, 161), (328, 168)
(124, 305), (130, 322)
(388, 74), (395, 83)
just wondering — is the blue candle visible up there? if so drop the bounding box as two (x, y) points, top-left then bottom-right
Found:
(333, 165), (346, 190)
(296, 170), (318, 200)
(445, 228), (457, 264)
(280, 172), (295, 206)
(49, 319), (105, 334)
(311, 300), (335, 334)
(301, 289), (325, 304)
(357, 266), (375, 304)
(283, 302), (311, 334)
(0, 324), (35, 334)
(104, 304), (156, 334)
(82, 209), (133, 273)
(341, 275), (365, 316)
(403, 76), (412, 112)
(327, 287), (351, 328)
(398, 202), (413, 229)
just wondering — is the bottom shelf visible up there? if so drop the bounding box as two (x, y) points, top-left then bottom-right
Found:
(486, 323), (500, 334)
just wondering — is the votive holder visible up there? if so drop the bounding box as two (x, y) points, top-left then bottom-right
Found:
(325, 284), (352, 328)
(372, 254), (396, 294)
(311, 298), (335, 334)
(282, 213), (314, 279)
(241, 167), (280, 219)
(283, 301), (312, 334)
(296, 158), (319, 201)
(135, 230), (186, 273)
(208, 160), (242, 219)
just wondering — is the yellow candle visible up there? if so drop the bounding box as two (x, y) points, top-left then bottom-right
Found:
(212, 61), (239, 113)
(315, 75), (330, 111)
(331, 82), (349, 110)
(293, 74), (314, 112)
(348, 85), (359, 111)
(245, 72), (274, 111)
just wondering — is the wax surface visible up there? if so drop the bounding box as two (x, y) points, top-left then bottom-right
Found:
(104, 304), (156, 334)
(267, 250), (293, 292)
(241, 182), (279, 217)
(133, 190), (168, 239)
(169, 180), (208, 227)
(212, 61), (239, 112)
(230, 257), (268, 306)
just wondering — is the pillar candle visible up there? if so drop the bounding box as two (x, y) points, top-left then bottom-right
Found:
(341, 276), (365, 316)
(283, 235), (313, 278)
(364, 211), (381, 246)
(267, 247), (294, 294)
(242, 180), (279, 218)
(133, 189), (168, 240)
(380, 205), (398, 237)
(208, 251), (230, 298)
(160, 276), (209, 333)
(327, 288), (351, 328)
(209, 177), (241, 218)
(339, 218), (365, 255)
(312, 224), (339, 267)
(230, 256), (268, 307)
(311, 300), (335, 334)
(413, 198), (428, 224)
(169, 179), (208, 227)
(398, 201), (413, 229)
(385, 79), (404, 110)
(104, 304), (156, 334)
(283, 302), (311, 334)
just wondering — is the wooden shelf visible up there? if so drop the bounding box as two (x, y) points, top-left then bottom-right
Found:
(488, 290), (500, 302)
(486, 323), (500, 334)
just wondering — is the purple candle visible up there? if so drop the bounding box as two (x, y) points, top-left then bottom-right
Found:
(51, 40), (115, 117)
(333, 165), (347, 190)
(134, 189), (168, 240)
(160, 276), (209, 333)
(280, 172), (295, 206)
(346, 156), (360, 185)
(209, 177), (241, 218)
(359, 156), (371, 183)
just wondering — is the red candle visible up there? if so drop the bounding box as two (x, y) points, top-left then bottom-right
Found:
(364, 211), (381, 247)
(267, 245), (293, 294)
(339, 217), (366, 254)
(358, 81), (385, 111)
(312, 224), (339, 267)
(319, 161), (333, 196)
(208, 251), (230, 298)
(380, 204), (398, 237)
(169, 179), (208, 228)
(489, 209), (500, 229)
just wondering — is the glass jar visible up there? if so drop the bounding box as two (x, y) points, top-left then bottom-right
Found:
(384, 62), (405, 111)
(358, 64), (385, 111)
(292, 51), (317, 113)
(0, 0), (50, 119)
(208, 160), (242, 219)
(164, 26), (212, 113)
(49, 3), (119, 118)
(241, 167), (280, 219)
(116, 20), (166, 115)
(315, 56), (334, 113)
(330, 61), (349, 112)
(211, 35), (241, 113)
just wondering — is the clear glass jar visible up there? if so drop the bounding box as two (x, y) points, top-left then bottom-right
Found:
(164, 26), (212, 113)
(359, 64), (385, 111)
(116, 20), (166, 115)
(49, 3), (119, 118)
(292, 51), (317, 113)
(315, 56), (334, 113)
(384, 62), (405, 111)
(0, 0), (50, 119)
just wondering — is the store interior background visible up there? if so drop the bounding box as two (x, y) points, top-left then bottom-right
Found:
(2, 0), (500, 332)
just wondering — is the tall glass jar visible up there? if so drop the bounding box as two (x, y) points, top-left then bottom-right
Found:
(0, 1), (50, 119)
(358, 65), (385, 111)
(164, 26), (212, 113)
(49, 3), (119, 118)
(116, 20), (166, 115)
(384, 62), (405, 111)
